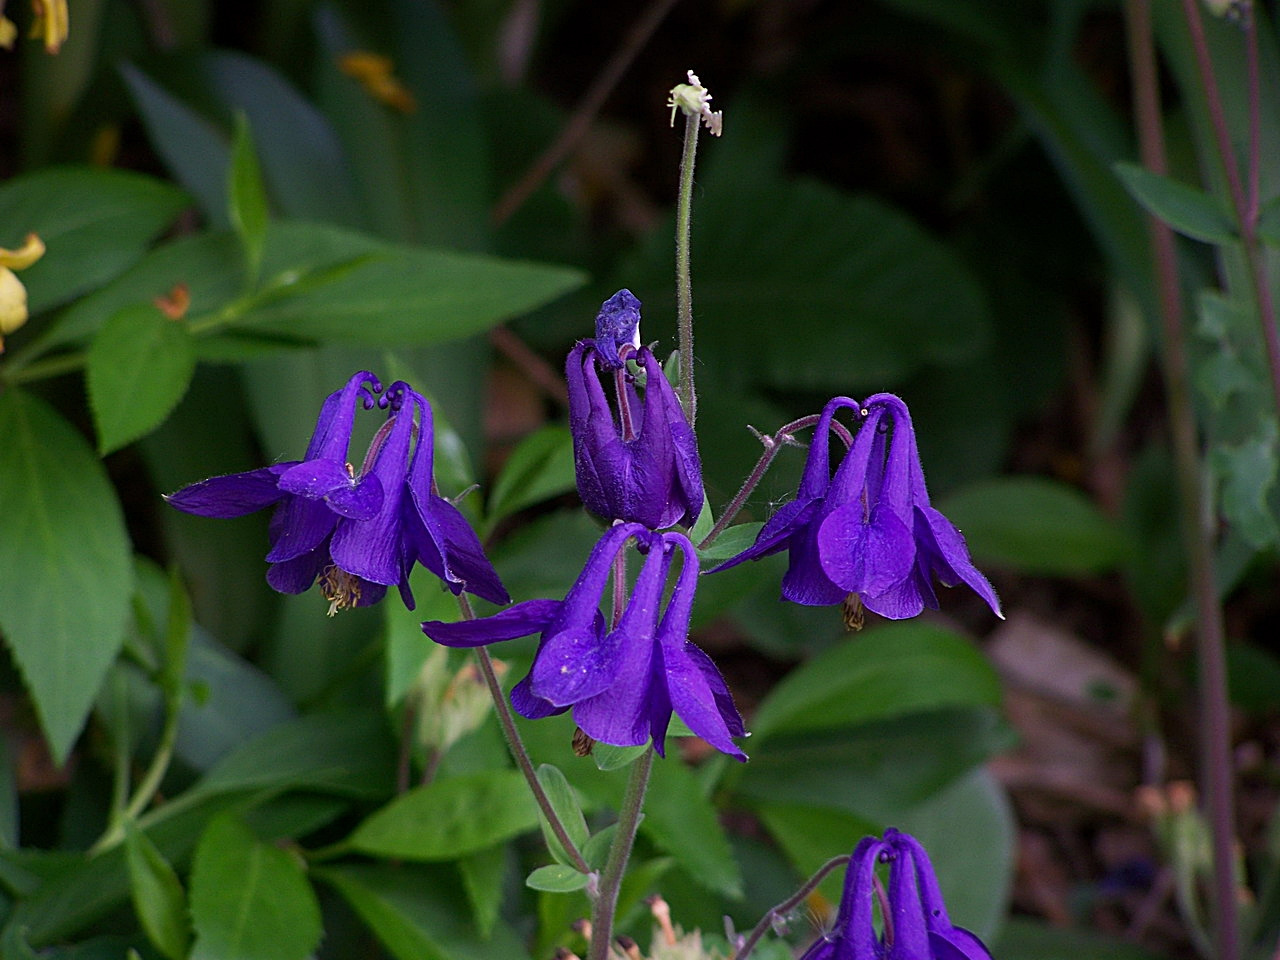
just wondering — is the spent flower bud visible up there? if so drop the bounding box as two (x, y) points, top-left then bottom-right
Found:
(668, 70), (722, 137)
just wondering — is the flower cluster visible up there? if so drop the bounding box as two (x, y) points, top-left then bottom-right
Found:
(423, 522), (745, 760)
(711, 394), (1001, 622)
(165, 371), (508, 614)
(804, 828), (993, 960)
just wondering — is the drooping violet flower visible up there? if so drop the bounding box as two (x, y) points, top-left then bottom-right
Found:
(567, 289), (703, 530)
(801, 829), (994, 960)
(709, 394), (1001, 622)
(165, 373), (507, 614)
(421, 522), (746, 760)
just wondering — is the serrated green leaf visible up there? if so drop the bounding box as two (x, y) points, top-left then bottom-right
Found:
(940, 476), (1129, 574)
(751, 621), (1002, 740)
(87, 304), (196, 454)
(0, 167), (186, 315)
(349, 770), (539, 860)
(486, 426), (576, 525)
(124, 821), (190, 960)
(229, 114), (269, 282)
(1211, 421), (1280, 549)
(0, 390), (132, 764)
(525, 864), (589, 892)
(697, 522), (764, 562)
(189, 815), (321, 960)
(320, 863), (533, 960)
(535, 764), (589, 867)
(1114, 162), (1236, 243)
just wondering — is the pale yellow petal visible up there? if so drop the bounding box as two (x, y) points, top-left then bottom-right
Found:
(0, 233), (45, 270)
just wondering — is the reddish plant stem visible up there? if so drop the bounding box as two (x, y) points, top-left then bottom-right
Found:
(1126, 4), (1239, 960)
(732, 854), (851, 960)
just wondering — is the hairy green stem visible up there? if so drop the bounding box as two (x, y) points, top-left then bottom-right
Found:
(733, 853), (852, 960)
(1127, 4), (1239, 959)
(587, 748), (654, 960)
(699, 413), (854, 550)
(457, 595), (591, 874)
(675, 110), (700, 424)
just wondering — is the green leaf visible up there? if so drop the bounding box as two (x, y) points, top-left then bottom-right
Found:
(0, 167), (186, 315)
(592, 743), (648, 772)
(940, 476), (1130, 575)
(737, 708), (1014, 826)
(229, 114), (269, 282)
(124, 821), (190, 960)
(320, 863), (533, 960)
(458, 846), (506, 939)
(233, 221), (585, 345)
(43, 232), (244, 353)
(1114, 162), (1236, 243)
(750, 621), (1001, 740)
(486, 426), (576, 526)
(120, 63), (231, 227)
(535, 764), (590, 867)
(87, 304), (196, 454)
(0, 390), (132, 764)
(525, 864), (589, 892)
(756, 804), (880, 902)
(1211, 421), (1280, 549)
(697, 522), (763, 562)
(189, 815), (321, 960)
(193, 709), (395, 800)
(642, 757), (742, 898)
(349, 770), (539, 860)
(1258, 194), (1280, 246)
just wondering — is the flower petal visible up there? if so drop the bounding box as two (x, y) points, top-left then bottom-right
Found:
(266, 542), (329, 594)
(422, 599), (561, 648)
(817, 500), (916, 597)
(916, 506), (1003, 618)
(510, 673), (571, 720)
(265, 497), (339, 562)
(164, 464), (293, 518)
(706, 497), (818, 574)
(278, 459), (384, 520)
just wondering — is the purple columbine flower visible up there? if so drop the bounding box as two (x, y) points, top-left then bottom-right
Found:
(709, 394), (1001, 622)
(802, 828), (994, 960)
(566, 289), (703, 530)
(165, 372), (508, 614)
(421, 522), (746, 760)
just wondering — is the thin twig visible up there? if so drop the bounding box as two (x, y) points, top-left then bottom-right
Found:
(586, 749), (654, 960)
(490, 0), (682, 227)
(1126, 4), (1239, 960)
(732, 854), (852, 960)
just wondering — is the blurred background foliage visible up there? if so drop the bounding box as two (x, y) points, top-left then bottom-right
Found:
(0, 0), (1278, 957)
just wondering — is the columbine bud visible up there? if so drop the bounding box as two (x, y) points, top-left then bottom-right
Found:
(0, 233), (46, 352)
(667, 70), (722, 137)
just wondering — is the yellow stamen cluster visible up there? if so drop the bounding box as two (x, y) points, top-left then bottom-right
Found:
(841, 593), (865, 632)
(319, 565), (363, 617)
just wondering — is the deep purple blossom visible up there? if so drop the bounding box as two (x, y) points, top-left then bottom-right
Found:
(709, 394), (1001, 621)
(165, 372), (507, 613)
(801, 828), (994, 960)
(567, 290), (703, 529)
(421, 522), (746, 760)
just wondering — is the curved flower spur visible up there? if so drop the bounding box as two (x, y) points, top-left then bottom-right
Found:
(801, 829), (994, 960)
(165, 371), (508, 614)
(567, 289), (703, 530)
(421, 522), (746, 760)
(710, 393), (1002, 623)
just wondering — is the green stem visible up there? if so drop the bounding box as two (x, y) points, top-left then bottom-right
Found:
(4, 350), (85, 385)
(699, 413), (854, 550)
(675, 110), (700, 425)
(458, 595), (591, 874)
(1126, 4), (1239, 959)
(587, 748), (654, 960)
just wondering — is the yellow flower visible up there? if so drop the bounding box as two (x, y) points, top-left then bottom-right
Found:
(0, 15), (17, 49)
(29, 0), (68, 54)
(338, 51), (416, 114)
(0, 233), (46, 353)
